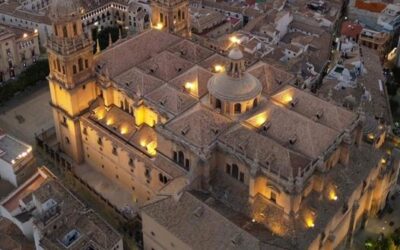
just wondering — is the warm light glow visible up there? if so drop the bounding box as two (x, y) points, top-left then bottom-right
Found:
(185, 82), (194, 90)
(34, 29), (38, 33)
(282, 94), (293, 104)
(367, 133), (375, 140)
(329, 190), (338, 201)
(230, 36), (240, 44)
(305, 217), (315, 228)
(381, 158), (387, 164)
(23, 33), (28, 38)
(140, 140), (147, 147)
(153, 22), (163, 30)
(214, 64), (225, 73)
(146, 141), (157, 156)
(388, 48), (397, 61)
(106, 117), (114, 126)
(248, 112), (268, 128)
(120, 125), (129, 135)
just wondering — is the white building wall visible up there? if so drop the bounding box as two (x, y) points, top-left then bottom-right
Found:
(0, 158), (18, 187)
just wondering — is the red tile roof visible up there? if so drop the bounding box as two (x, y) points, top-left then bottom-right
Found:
(355, 0), (386, 13)
(341, 21), (363, 39)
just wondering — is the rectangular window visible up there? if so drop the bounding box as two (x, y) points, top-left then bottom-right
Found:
(73, 23), (77, 35)
(129, 158), (134, 166)
(185, 159), (190, 170)
(270, 192), (277, 203)
(112, 146), (118, 155)
(97, 137), (102, 145)
(83, 127), (87, 135)
(173, 151), (177, 162)
(160, 13), (164, 22)
(145, 168), (150, 178)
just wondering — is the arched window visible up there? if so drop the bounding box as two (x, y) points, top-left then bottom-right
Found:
(234, 103), (241, 114)
(73, 23), (77, 35)
(54, 25), (58, 36)
(216, 99), (222, 109)
(73, 65), (77, 74)
(232, 164), (239, 179)
(178, 10), (181, 20)
(78, 58), (83, 71)
(178, 151), (184, 166)
(62, 26), (68, 38)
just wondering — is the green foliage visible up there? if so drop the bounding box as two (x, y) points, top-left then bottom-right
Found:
(364, 232), (400, 250)
(0, 60), (49, 104)
(91, 27), (126, 52)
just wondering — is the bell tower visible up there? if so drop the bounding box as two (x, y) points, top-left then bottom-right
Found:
(151, 0), (190, 37)
(47, 0), (97, 163)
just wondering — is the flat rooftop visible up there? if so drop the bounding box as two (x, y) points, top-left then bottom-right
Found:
(0, 133), (32, 164)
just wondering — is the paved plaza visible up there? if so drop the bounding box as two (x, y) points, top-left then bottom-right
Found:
(352, 187), (400, 249)
(0, 87), (53, 145)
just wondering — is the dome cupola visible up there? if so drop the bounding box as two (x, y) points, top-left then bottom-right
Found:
(207, 46), (262, 116)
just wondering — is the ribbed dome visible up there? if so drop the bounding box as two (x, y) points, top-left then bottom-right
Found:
(207, 72), (262, 102)
(228, 47), (243, 60)
(50, 0), (82, 21)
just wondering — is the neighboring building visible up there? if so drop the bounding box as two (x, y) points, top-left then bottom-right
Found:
(341, 21), (363, 42)
(0, 217), (34, 250)
(0, 0), (52, 46)
(377, 3), (400, 32)
(0, 167), (123, 250)
(80, 0), (151, 35)
(348, 0), (400, 32)
(150, 0), (190, 36)
(0, 131), (35, 187)
(43, 0), (400, 249)
(359, 28), (390, 59)
(0, 25), (40, 82)
(190, 7), (238, 39)
(0, 0), (150, 46)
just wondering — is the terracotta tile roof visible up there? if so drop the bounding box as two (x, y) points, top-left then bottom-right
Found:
(341, 21), (363, 39)
(355, 0), (387, 13)
(142, 192), (262, 250)
(145, 84), (198, 116)
(96, 30), (181, 78)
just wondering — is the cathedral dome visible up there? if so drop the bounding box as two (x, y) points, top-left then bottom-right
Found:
(50, 0), (82, 21)
(208, 72), (262, 102)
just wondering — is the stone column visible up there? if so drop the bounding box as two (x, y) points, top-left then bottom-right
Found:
(340, 130), (352, 166)
(345, 202), (360, 248)
(321, 234), (335, 250)
(248, 165), (258, 205)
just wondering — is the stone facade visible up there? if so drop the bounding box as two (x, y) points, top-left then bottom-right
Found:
(47, 0), (400, 249)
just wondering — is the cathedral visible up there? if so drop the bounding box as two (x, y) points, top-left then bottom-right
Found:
(46, 0), (400, 249)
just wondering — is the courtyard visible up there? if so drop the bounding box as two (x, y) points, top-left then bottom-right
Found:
(0, 85), (53, 145)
